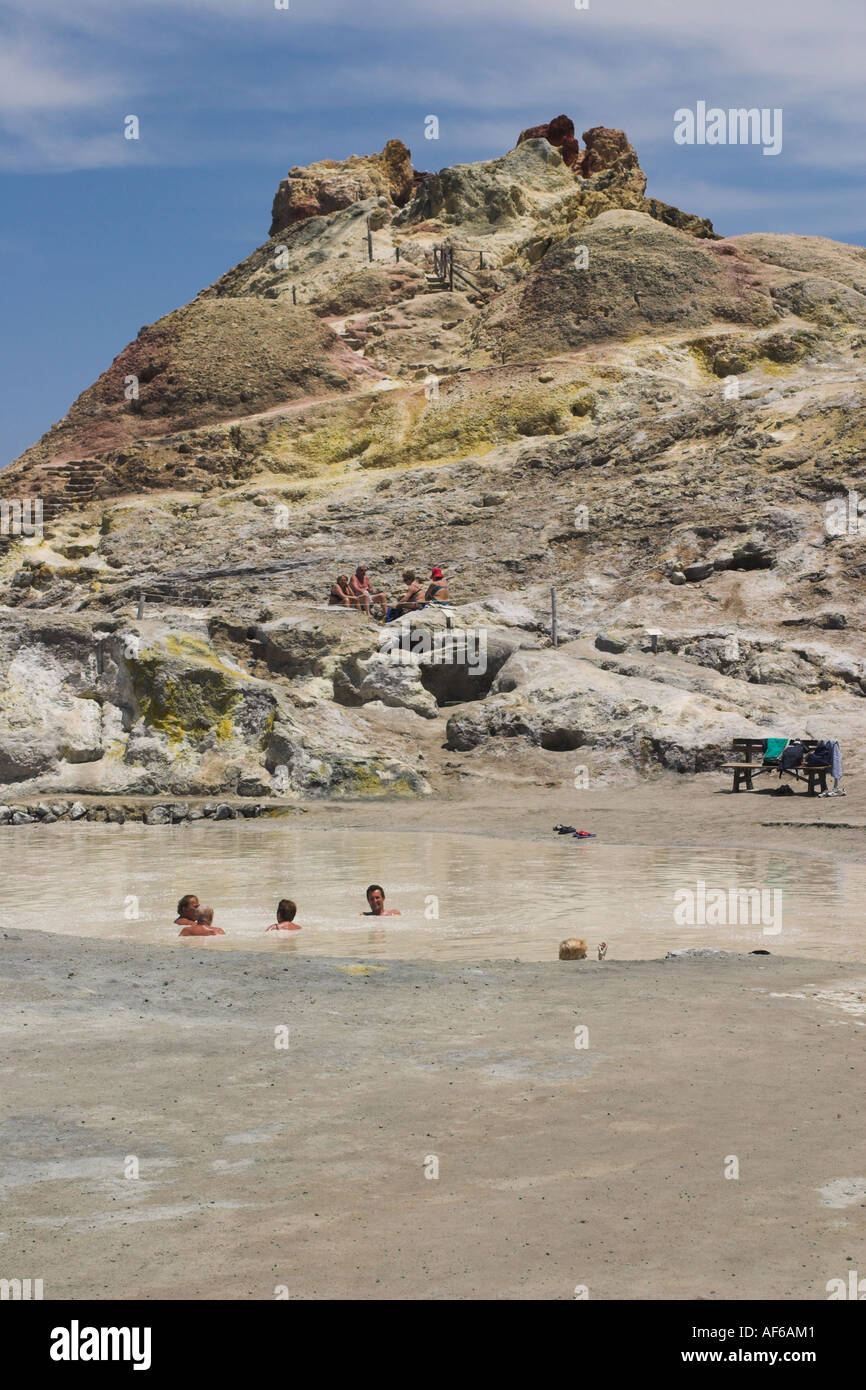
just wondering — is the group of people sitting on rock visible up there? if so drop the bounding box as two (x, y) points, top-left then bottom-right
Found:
(328, 565), (450, 621)
(174, 885), (399, 936)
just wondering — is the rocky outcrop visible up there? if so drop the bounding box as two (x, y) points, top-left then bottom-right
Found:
(269, 139), (414, 235)
(515, 116), (646, 195)
(517, 113), (583, 170)
(0, 615), (428, 799)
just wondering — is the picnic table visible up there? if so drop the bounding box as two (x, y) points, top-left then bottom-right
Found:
(722, 738), (830, 795)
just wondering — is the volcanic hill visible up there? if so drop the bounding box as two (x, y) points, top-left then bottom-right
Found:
(1, 115), (865, 806)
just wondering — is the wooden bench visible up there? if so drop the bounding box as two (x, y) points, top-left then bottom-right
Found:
(722, 739), (831, 795)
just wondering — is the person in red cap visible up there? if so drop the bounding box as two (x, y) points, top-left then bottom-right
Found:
(425, 566), (450, 604)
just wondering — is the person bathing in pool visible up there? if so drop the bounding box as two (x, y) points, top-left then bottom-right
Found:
(267, 898), (302, 932)
(362, 884), (401, 917)
(178, 904), (225, 937)
(175, 894), (200, 927)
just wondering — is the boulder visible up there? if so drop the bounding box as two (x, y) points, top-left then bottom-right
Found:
(237, 776), (271, 797)
(356, 652), (440, 718)
(145, 806), (171, 825)
(595, 632), (628, 654)
(684, 562), (715, 582)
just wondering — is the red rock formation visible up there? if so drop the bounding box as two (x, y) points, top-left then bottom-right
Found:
(515, 116), (643, 184)
(517, 113), (580, 167)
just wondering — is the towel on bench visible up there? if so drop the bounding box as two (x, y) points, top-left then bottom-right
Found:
(762, 737), (788, 765)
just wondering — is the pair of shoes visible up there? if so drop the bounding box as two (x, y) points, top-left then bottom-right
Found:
(832, 787), (847, 796)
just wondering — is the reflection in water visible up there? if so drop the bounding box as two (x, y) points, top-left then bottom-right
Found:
(0, 822), (863, 963)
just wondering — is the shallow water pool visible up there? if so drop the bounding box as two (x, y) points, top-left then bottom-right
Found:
(1, 822), (864, 963)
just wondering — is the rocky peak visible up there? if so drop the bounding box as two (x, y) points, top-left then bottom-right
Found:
(269, 138), (414, 236)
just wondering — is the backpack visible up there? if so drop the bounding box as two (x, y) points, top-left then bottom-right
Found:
(779, 741), (805, 771)
(806, 740), (833, 767)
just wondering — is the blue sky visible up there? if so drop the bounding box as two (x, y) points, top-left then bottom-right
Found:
(1, 0), (863, 467)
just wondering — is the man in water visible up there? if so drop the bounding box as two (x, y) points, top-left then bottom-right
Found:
(362, 884), (401, 917)
(266, 899), (302, 931)
(179, 905), (225, 937)
(175, 894), (200, 927)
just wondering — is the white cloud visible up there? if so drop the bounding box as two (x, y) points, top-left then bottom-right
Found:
(0, 37), (122, 115)
(0, 0), (862, 198)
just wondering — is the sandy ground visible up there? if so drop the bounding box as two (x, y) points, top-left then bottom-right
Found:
(4, 767), (863, 857)
(296, 770), (866, 860)
(2, 920), (865, 1301)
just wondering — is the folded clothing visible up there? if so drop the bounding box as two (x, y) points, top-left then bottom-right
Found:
(763, 737), (788, 764)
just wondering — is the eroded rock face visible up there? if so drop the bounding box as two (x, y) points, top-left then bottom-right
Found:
(0, 615), (428, 799)
(270, 139), (414, 235)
